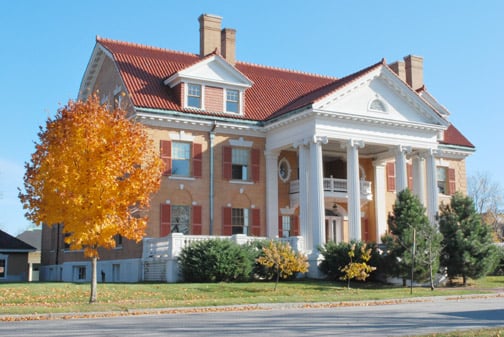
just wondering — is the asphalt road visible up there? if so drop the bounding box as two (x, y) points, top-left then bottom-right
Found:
(1, 295), (503, 337)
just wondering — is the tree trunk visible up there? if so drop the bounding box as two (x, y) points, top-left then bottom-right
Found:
(274, 265), (279, 291)
(463, 274), (467, 286)
(89, 256), (97, 303)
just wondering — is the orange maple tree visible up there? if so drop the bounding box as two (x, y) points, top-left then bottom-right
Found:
(19, 95), (164, 302)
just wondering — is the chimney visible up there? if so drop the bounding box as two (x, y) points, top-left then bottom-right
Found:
(221, 28), (236, 65)
(389, 60), (406, 83)
(404, 55), (423, 91)
(199, 14), (222, 57)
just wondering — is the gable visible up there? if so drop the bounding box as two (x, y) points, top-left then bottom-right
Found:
(164, 54), (252, 89)
(314, 66), (448, 128)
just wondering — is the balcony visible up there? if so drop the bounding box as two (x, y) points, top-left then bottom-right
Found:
(289, 177), (372, 201)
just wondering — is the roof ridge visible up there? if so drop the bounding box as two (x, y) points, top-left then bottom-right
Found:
(236, 60), (338, 80)
(96, 36), (199, 58)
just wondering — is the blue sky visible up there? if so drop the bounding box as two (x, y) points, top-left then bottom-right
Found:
(1, 1), (502, 235)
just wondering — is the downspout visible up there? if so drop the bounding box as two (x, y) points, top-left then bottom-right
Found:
(209, 122), (217, 235)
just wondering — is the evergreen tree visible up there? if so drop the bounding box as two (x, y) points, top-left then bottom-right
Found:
(383, 189), (442, 287)
(438, 193), (499, 285)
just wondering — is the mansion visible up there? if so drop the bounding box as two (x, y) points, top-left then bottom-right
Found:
(40, 14), (474, 282)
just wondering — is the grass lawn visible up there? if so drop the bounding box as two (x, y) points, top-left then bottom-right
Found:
(0, 276), (502, 316)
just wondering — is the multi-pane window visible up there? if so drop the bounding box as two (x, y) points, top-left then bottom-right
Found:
(171, 205), (191, 234)
(187, 84), (202, 108)
(226, 89), (239, 113)
(172, 142), (191, 176)
(232, 208), (249, 235)
(281, 216), (291, 238)
(437, 167), (447, 194)
(0, 258), (5, 278)
(232, 148), (249, 180)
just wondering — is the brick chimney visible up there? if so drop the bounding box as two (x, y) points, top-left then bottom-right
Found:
(389, 55), (424, 91)
(221, 28), (236, 65)
(404, 55), (423, 91)
(199, 14), (222, 56)
(389, 60), (406, 83)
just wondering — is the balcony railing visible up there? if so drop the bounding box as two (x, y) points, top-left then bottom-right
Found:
(290, 177), (372, 196)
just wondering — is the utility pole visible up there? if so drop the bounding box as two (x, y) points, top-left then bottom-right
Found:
(410, 227), (416, 295)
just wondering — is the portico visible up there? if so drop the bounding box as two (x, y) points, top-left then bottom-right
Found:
(264, 61), (450, 271)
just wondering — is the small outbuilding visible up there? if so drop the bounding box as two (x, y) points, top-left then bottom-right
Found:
(0, 229), (36, 282)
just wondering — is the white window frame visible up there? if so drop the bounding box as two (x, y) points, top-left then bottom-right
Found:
(232, 208), (249, 235)
(186, 83), (204, 109)
(231, 147), (250, 181)
(225, 88), (240, 114)
(436, 166), (448, 195)
(171, 141), (192, 177)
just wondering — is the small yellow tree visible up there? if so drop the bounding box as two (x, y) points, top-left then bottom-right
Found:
(256, 241), (308, 291)
(339, 243), (376, 289)
(19, 95), (164, 302)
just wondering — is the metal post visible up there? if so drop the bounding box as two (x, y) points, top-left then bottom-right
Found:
(410, 227), (416, 295)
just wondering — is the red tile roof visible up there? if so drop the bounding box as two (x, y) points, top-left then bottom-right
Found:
(96, 37), (473, 149)
(97, 37), (335, 121)
(441, 124), (475, 148)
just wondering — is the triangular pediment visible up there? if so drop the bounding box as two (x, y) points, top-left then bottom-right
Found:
(313, 65), (449, 127)
(164, 54), (253, 89)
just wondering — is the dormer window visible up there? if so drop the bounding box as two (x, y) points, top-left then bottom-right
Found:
(226, 89), (239, 113)
(164, 54), (253, 114)
(187, 84), (202, 109)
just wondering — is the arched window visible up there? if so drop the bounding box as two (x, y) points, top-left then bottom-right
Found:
(369, 98), (387, 112)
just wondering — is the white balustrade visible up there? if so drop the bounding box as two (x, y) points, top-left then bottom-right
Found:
(290, 177), (371, 197)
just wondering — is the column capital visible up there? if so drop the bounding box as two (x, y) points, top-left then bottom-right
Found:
(395, 145), (412, 155)
(312, 135), (328, 145)
(341, 139), (364, 150)
(264, 149), (280, 159)
(419, 148), (440, 158)
(372, 159), (387, 168)
(293, 138), (310, 149)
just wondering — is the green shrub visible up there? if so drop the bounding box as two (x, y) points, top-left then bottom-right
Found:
(491, 244), (504, 276)
(318, 241), (379, 281)
(178, 239), (255, 282)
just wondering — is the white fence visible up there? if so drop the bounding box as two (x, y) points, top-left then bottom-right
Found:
(142, 233), (305, 282)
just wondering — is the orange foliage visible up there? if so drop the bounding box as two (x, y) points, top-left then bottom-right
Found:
(19, 95), (164, 258)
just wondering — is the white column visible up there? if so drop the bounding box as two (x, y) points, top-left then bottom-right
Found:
(296, 141), (311, 250)
(309, 135), (327, 250)
(373, 161), (387, 243)
(412, 154), (426, 205)
(395, 146), (410, 192)
(265, 150), (279, 238)
(346, 139), (364, 241)
(425, 150), (439, 224)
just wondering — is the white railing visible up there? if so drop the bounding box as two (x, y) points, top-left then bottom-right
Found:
(290, 177), (372, 196)
(142, 233), (305, 260)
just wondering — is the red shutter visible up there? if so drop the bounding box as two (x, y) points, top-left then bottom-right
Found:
(160, 204), (171, 237)
(160, 140), (171, 176)
(222, 146), (232, 180)
(192, 205), (202, 235)
(251, 148), (260, 183)
(386, 162), (395, 192)
(407, 163), (413, 190)
(292, 215), (300, 236)
(193, 143), (202, 178)
(222, 207), (232, 235)
(278, 216), (283, 237)
(448, 168), (456, 195)
(251, 208), (260, 236)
